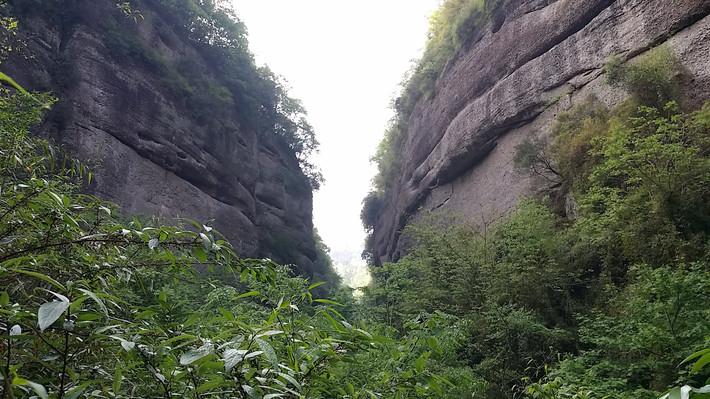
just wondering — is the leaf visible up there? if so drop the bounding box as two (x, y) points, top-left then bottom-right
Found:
(414, 351), (431, 373)
(38, 299), (70, 331)
(200, 232), (211, 250)
(10, 269), (66, 291)
(65, 383), (89, 399)
(354, 328), (372, 339)
(77, 288), (108, 316)
(224, 349), (248, 372)
(321, 311), (344, 332)
(12, 377), (48, 399)
(683, 349), (710, 364)
(0, 291), (8, 306)
(193, 246), (208, 263)
(48, 191), (64, 206)
(256, 338), (278, 367)
(667, 387), (682, 399)
(180, 343), (213, 365)
(277, 372), (302, 391)
(93, 325), (120, 335)
(426, 336), (441, 354)
(196, 377), (225, 393)
(113, 364), (123, 393)
(236, 291), (260, 299)
(109, 336), (135, 351)
(244, 351), (263, 360)
(256, 330), (284, 338)
(0, 71), (29, 95)
(263, 394), (285, 399)
(314, 298), (344, 307)
(308, 281), (326, 290)
(692, 353), (710, 373)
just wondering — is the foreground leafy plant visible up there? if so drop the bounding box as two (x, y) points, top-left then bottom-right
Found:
(0, 87), (371, 398)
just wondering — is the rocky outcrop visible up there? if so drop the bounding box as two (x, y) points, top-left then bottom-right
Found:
(5, 1), (319, 273)
(373, 0), (710, 264)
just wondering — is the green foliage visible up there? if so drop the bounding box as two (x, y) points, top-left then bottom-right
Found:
(363, 97), (710, 397)
(575, 102), (710, 269)
(527, 264), (710, 399)
(363, 203), (580, 396)
(0, 89), (358, 397)
(311, 231), (341, 289)
(0, 82), (483, 398)
(605, 45), (682, 108)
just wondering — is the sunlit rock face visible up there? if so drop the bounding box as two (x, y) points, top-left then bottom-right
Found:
(373, 0), (710, 264)
(5, 1), (318, 274)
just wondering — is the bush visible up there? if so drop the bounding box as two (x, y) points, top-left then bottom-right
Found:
(605, 45), (681, 108)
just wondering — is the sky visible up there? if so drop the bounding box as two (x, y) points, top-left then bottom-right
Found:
(231, 0), (441, 287)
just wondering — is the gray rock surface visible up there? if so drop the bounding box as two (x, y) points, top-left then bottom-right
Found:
(6, 1), (318, 274)
(373, 0), (710, 264)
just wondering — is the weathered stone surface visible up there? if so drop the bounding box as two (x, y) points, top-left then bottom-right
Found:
(6, 1), (317, 272)
(373, 0), (710, 264)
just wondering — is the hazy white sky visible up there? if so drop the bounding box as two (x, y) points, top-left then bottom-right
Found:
(231, 0), (440, 284)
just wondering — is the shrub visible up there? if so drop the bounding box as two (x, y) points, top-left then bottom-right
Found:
(605, 45), (681, 108)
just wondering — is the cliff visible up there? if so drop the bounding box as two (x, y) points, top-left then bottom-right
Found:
(371, 0), (710, 264)
(4, 0), (321, 274)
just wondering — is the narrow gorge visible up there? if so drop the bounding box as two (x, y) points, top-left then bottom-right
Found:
(1, 0), (709, 398)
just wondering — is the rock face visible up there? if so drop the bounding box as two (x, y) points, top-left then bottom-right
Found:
(373, 0), (710, 264)
(6, 1), (319, 274)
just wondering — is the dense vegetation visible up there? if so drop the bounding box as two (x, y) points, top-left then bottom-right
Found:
(361, 46), (710, 397)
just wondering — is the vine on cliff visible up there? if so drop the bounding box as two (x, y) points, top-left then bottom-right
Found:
(363, 0), (497, 262)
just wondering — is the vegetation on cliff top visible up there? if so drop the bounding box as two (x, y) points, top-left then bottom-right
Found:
(362, 0), (496, 262)
(7, 0), (323, 189)
(370, 0), (494, 194)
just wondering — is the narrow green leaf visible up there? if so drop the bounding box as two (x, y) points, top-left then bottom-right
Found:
(683, 349), (710, 364)
(65, 383), (89, 399)
(236, 291), (260, 299)
(313, 298), (344, 306)
(12, 377), (48, 399)
(224, 349), (248, 372)
(113, 364), (123, 393)
(10, 269), (66, 291)
(193, 246), (208, 262)
(692, 353), (710, 373)
(77, 288), (108, 316)
(308, 281), (326, 290)
(0, 71), (29, 95)
(277, 372), (301, 391)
